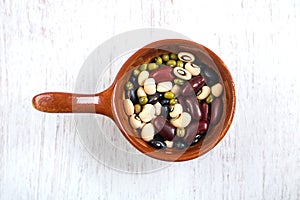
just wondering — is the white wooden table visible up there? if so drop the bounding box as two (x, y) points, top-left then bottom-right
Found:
(1, 0), (299, 199)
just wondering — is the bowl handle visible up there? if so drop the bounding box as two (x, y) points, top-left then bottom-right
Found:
(32, 88), (113, 119)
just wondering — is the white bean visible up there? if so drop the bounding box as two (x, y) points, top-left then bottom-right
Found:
(211, 83), (223, 97)
(141, 123), (155, 142)
(143, 78), (156, 95)
(123, 99), (134, 116)
(157, 81), (172, 92)
(138, 70), (149, 86)
(170, 112), (191, 128)
(139, 104), (155, 122)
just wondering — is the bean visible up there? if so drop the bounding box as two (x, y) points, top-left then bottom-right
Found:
(165, 140), (174, 148)
(202, 67), (219, 86)
(139, 104), (155, 122)
(129, 114), (142, 129)
(171, 84), (182, 97)
(148, 93), (161, 104)
(211, 83), (223, 97)
(154, 133), (165, 142)
(181, 75), (206, 95)
(123, 99), (134, 116)
(166, 60), (176, 67)
(190, 134), (202, 146)
(125, 81), (134, 90)
(205, 94), (214, 104)
(178, 52), (195, 62)
(177, 96), (186, 110)
(155, 57), (163, 65)
(144, 78), (156, 95)
(148, 139), (166, 149)
(137, 87), (146, 97)
(125, 89), (139, 104)
(138, 70), (150, 86)
(157, 81), (173, 93)
(174, 140), (187, 149)
(197, 86), (211, 100)
(169, 98), (178, 105)
(170, 112), (192, 128)
(148, 63), (158, 71)
(169, 53), (178, 60)
(197, 120), (209, 134)
(176, 128), (186, 138)
(169, 103), (183, 118)
(183, 120), (208, 143)
(162, 54), (169, 62)
(153, 116), (176, 141)
(160, 99), (170, 106)
(176, 60), (184, 68)
(183, 121), (199, 143)
(184, 62), (201, 76)
(149, 65), (175, 82)
(139, 96), (148, 105)
(132, 69), (140, 77)
(173, 78), (185, 85)
(210, 98), (223, 125)
(154, 102), (162, 115)
(141, 123), (155, 142)
(160, 105), (170, 118)
(185, 96), (202, 120)
(164, 91), (175, 99)
(139, 64), (148, 71)
(200, 102), (210, 121)
(134, 104), (141, 114)
(173, 67), (192, 81)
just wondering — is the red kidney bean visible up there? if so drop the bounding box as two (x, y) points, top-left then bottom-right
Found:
(149, 65), (174, 82)
(183, 120), (209, 143)
(153, 116), (176, 141)
(185, 96), (202, 120)
(200, 102), (210, 121)
(197, 120), (209, 134)
(181, 76), (206, 95)
(183, 121), (198, 143)
(177, 96), (186, 109)
(210, 98), (223, 125)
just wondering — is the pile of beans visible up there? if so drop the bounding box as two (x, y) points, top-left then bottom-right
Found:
(123, 52), (223, 150)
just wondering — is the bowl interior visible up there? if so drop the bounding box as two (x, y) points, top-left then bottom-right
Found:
(111, 39), (236, 161)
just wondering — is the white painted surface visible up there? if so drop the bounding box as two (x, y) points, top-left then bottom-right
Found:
(1, 0), (299, 199)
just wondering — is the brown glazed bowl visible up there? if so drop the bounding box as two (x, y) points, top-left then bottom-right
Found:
(33, 39), (236, 162)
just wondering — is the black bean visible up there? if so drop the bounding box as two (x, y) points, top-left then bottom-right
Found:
(190, 134), (202, 146)
(160, 99), (170, 105)
(202, 67), (219, 86)
(154, 133), (165, 142)
(129, 75), (139, 88)
(160, 105), (170, 119)
(125, 89), (139, 104)
(148, 140), (166, 149)
(148, 93), (162, 104)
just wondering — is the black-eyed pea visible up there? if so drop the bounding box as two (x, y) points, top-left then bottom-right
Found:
(170, 112), (192, 128)
(129, 114), (143, 129)
(197, 86), (211, 100)
(173, 67), (192, 81)
(138, 70), (149, 86)
(211, 83), (223, 97)
(139, 104), (155, 122)
(169, 103), (183, 118)
(141, 123), (155, 142)
(184, 62), (201, 76)
(157, 81), (172, 92)
(178, 52), (195, 63)
(144, 78), (156, 95)
(123, 99), (134, 116)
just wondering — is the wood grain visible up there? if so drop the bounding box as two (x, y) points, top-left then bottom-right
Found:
(1, 0), (299, 199)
